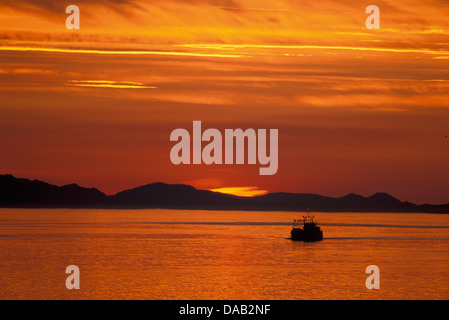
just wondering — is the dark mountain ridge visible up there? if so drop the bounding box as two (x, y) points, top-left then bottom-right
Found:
(0, 174), (448, 213)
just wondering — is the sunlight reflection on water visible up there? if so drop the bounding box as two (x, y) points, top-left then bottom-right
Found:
(0, 209), (448, 299)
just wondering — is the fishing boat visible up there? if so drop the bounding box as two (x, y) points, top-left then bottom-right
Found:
(290, 210), (323, 242)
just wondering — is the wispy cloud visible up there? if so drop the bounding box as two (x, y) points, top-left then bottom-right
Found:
(0, 46), (247, 58)
(178, 43), (449, 57)
(66, 80), (157, 89)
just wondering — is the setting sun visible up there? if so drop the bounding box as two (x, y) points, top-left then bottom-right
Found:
(210, 186), (269, 197)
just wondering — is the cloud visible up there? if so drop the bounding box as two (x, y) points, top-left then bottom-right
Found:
(66, 80), (157, 89)
(0, 0), (143, 13)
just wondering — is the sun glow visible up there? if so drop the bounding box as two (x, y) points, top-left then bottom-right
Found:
(210, 187), (269, 197)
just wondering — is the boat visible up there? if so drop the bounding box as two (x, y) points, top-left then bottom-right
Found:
(290, 210), (323, 242)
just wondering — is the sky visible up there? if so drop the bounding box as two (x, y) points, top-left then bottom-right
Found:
(0, 0), (449, 204)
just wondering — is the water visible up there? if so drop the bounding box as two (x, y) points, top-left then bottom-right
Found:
(0, 209), (448, 300)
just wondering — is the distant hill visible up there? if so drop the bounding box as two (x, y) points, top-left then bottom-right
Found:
(0, 174), (107, 207)
(0, 174), (448, 213)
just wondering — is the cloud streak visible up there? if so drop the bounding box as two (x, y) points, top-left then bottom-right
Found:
(66, 80), (157, 89)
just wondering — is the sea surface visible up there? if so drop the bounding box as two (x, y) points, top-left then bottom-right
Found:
(0, 209), (448, 300)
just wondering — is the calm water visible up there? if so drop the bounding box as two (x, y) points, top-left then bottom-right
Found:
(0, 209), (448, 300)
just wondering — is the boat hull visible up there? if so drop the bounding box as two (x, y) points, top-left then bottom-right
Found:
(290, 227), (323, 242)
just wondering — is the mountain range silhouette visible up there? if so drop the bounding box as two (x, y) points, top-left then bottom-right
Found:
(0, 174), (448, 213)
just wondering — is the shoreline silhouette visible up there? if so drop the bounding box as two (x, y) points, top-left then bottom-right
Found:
(0, 174), (448, 213)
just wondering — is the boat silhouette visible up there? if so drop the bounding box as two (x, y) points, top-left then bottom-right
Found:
(290, 210), (323, 242)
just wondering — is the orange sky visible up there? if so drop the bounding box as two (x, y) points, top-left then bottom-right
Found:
(1, 0), (449, 204)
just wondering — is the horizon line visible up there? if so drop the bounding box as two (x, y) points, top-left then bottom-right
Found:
(1, 172), (447, 206)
